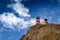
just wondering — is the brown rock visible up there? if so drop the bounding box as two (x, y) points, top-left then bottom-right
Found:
(20, 24), (60, 40)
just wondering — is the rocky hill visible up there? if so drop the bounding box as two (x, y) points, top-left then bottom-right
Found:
(20, 24), (60, 40)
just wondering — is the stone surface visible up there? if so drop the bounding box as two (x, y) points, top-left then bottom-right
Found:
(20, 24), (60, 40)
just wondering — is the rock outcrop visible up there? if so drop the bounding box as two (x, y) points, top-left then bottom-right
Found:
(20, 24), (60, 40)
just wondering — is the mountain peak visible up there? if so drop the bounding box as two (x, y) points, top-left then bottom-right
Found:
(20, 24), (60, 40)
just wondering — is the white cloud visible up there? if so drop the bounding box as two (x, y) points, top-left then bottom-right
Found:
(0, 12), (21, 30)
(16, 18), (36, 31)
(30, 18), (36, 25)
(0, 12), (48, 31)
(0, 0), (49, 31)
(13, 2), (31, 17)
(0, 12), (35, 31)
(0, 13), (22, 25)
(40, 18), (44, 24)
(0, 0), (32, 31)
(1, 0), (32, 31)
(7, 0), (31, 17)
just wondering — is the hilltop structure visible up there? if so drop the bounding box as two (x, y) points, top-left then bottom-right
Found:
(36, 17), (40, 24)
(44, 19), (48, 25)
(20, 17), (60, 40)
(36, 17), (48, 25)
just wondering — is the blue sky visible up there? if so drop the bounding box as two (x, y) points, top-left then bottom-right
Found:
(0, 0), (60, 40)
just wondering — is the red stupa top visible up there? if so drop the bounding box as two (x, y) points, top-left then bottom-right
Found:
(36, 17), (40, 24)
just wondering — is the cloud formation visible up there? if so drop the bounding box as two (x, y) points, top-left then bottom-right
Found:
(0, 0), (49, 31)
(7, 2), (31, 17)
(0, 12), (35, 31)
(0, 0), (32, 31)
